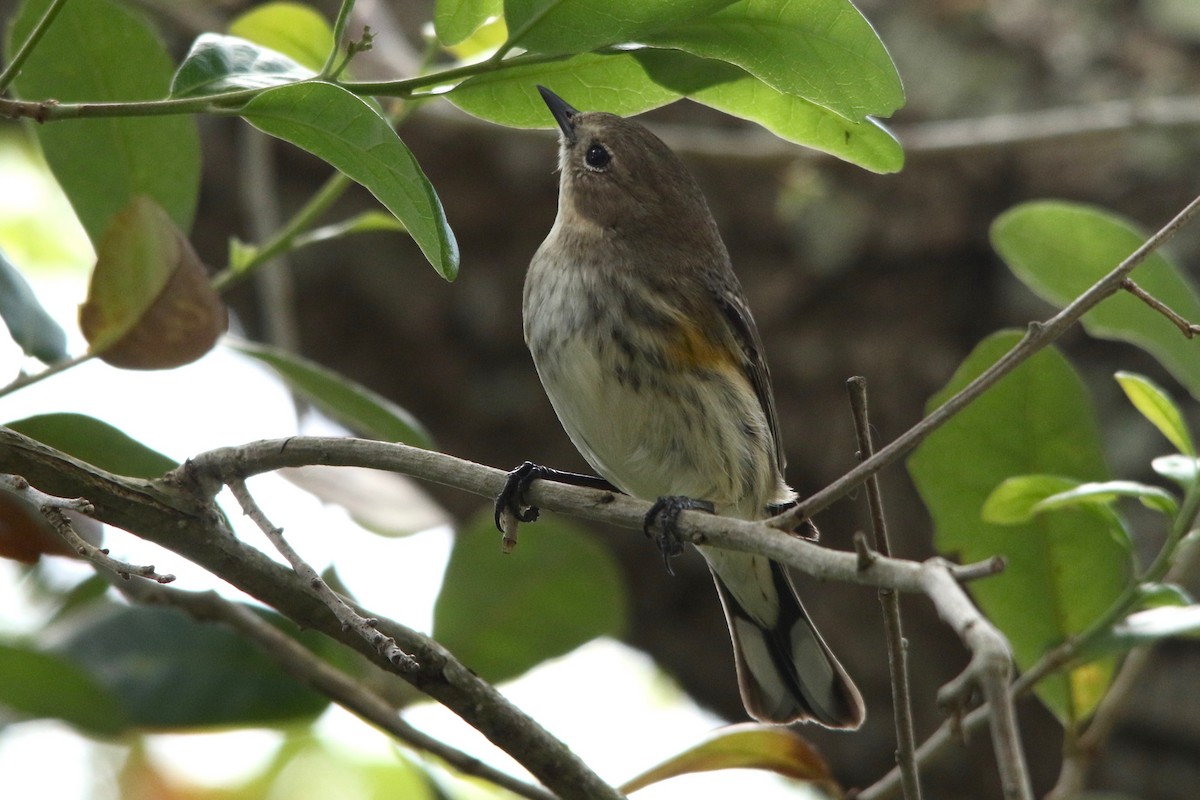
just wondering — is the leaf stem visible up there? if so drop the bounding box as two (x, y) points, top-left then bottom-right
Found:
(0, 352), (94, 400)
(0, 0), (71, 94)
(320, 0), (358, 78)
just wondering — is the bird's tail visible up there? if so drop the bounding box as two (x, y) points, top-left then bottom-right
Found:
(706, 550), (864, 727)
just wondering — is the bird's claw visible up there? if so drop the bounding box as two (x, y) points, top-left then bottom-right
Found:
(494, 461), (547, 531)
(643, 496), (715, 575)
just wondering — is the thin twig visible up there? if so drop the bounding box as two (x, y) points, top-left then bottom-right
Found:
(775, 190), (1200, 529)
(847, 378), (921, 800)
(118, 579), (556, 800)
(1121, 278), (1200, 339)
(226, 476), (419, 671)
(0, 473), (175, 583)
(0, 0), (70, 94)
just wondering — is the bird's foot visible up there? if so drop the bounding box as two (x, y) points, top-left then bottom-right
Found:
(494, 462), (618, 531)
(766, 499), (820, 542)
(644, 496), (715, 575)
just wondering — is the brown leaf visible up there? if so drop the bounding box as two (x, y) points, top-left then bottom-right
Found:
(619, 723), (842, 796)
(79, 195), (227, 369)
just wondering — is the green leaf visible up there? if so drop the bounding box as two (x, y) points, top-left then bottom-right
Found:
(239, 81), (460, 279)
(292, 210), (407, 249)
(1115, 371), (1195, 456)
(171, 33), (315, 98)
(992, 201), (1200, 400)
(619, 724), (838, 795)
(51, 605), (330, 730)
(6, 0), (201, 241)
(229, 339), (433, 448)
(644, 0), (905, 120)
(6, 413), (177, 478)
(635, 49), (903, 173)
(1136, 582), (1194, 608)
(1082, 604), (1200, 661)
(447, 49), (903, 172)
(1036, 480), (1179, 518)
(447, 51), (680, 126)
(0, 643), (129, 736)
(908, 330), (1131, 723)
(437, 0), (503, 46)
(433, 510), (627, 684)
(503, 0), (738, 56)
(0, 248), (68, 363)
(982, 474), (1080, 525)
(229, 1), (334, 72)
(1152, 454), (1200, 487)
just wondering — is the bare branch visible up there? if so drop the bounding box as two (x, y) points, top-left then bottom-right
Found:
(0, 473), (174, 583)
(1121, 278), (1200, 339)
(118, 579), (557, 800)
(847, 378), (922, 800)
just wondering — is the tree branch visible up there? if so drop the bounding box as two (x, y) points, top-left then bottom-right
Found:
(846, 379), (922, 800)
(774, 189), (1200, 528)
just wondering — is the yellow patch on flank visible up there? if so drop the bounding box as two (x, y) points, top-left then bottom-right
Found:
(667, 318), (737, 370)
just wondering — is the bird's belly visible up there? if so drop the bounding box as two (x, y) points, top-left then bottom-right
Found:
(533, 331), (769, 514)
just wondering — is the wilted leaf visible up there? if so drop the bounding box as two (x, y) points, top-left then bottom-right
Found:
(432, 510), (627, 684)
(79, 196), (227, 369)
(1115, 371), (1195, 456)
(619, 724), (839, 795)
(0, 248), (68, 363)
(7, 0), (200, 241)
(229, 339), (433, 447)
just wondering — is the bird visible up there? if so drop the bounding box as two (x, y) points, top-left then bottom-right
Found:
(496, 86), (864, 728)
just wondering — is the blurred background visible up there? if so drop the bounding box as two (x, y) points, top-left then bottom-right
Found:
(3, 0), (1200, 798)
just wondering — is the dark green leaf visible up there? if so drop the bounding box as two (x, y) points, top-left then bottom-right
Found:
(171, 33), (315, 98)
(0, 643), (129, 735)
(6, 0), (201, 240)
(229, 1), (334, 72)
(1115, 371), (1195, 456)
(644, 0), (904, 120)
(229, 339), (433, 448)
(7, 413), (176, 478)
(51, 605), (329, 730)
(433, 510), (627, 684)
(437, 0), (503, 46)
(239, 81), (459, 279)
(503, 0), (737, 56)
(992, 201), (1200, 400)
(908, 331), (1131, 723)
(0, 248), (67, 363)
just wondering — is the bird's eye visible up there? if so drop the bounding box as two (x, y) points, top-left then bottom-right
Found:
(584, 143), (611, 170)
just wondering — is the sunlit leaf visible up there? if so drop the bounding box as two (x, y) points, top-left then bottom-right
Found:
(433, 510), (627, 683)
(1152, 454), (1200, 487)
(239, 82), (459, 279)
(619, 724), (839, 795)
(1035, 480), (1179, 518)
(644, 0), (904, 120)
(79, 196), (227, 369)
(437, 0), (503, 47)
(282, 465), (450, 536)
(1115, 371), (1195, 456)
(229, 1), (334, 72)
(6, 0), (200, 240)
(992, 201), (1200, 399)
(503, 0), (737, 56)
(171, 33), (315, 98)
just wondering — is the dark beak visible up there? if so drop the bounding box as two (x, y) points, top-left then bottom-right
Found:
(537, 85), (578, 144)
